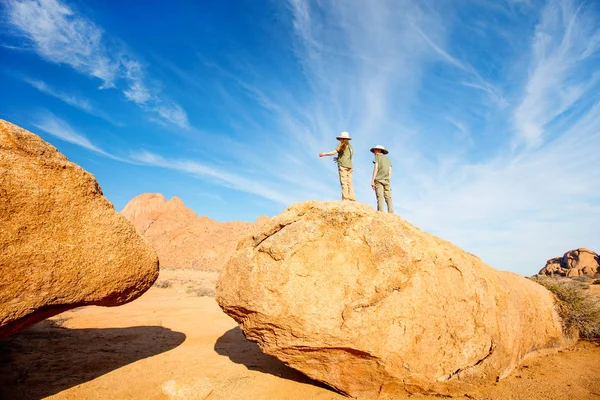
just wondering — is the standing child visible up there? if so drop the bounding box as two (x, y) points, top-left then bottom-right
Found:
(319, 131), (355, 201)
(370, 145), (393, 213)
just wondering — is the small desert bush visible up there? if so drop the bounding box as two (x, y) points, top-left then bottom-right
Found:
(530, 276), (600, 338)
(593, 279), (600, 285)
(153, 279), (173, 289)
(572, 275), (592, 283)
(186, 286), (215, 297)
(51, 317), (69, 328)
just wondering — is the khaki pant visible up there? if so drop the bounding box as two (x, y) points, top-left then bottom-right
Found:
(375, 179), (393, 213)
(338, 166), (356, 201)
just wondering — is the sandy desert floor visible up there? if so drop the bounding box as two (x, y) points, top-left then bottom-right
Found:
(1, 271), (599, 400)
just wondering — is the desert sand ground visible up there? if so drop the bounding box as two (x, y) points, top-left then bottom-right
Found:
(1, 271), (599, 400)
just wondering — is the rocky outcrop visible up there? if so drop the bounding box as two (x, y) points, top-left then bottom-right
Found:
(539, 248), (600, 278)
(121, 194), (268, 271)
(216, 201), (571, 398)
(120, 192), (173, 221)
(0, 120), (159, 340)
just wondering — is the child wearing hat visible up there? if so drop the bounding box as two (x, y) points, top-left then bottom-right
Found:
(370, 145), (393, 213)
(319, 131), (356, 201)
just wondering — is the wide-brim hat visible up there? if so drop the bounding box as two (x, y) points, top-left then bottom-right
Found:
(336, 131), (352, 140)
(370, 145), (388, 154)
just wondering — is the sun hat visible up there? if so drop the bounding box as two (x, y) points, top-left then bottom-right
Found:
(336, 131), (352, 140)
(370, 145), (389, 154)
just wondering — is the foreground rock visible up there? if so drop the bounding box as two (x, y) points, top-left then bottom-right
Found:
(0, 120), (159, 340)
(121, 193), (268, 271)
(539, 248), (600, 278)
(217, 201), (571, 398)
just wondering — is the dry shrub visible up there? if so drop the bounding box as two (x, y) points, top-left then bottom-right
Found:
(572, 275), (592, 283)
(530, 276), (600, 338)
(51, 318), (69, 327)
(593, 280), (600, 285)
(186, 286), (215, 297)
(154, 279), (173, 289)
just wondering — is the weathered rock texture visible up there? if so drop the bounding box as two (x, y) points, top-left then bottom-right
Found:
(539, 248), (600, 278)
(121, 193), (268, 271)
(0, 120), (159, 340)
(217, 201), (571, 398)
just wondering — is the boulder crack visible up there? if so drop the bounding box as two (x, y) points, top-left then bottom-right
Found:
(253, 220), (298, 248)
(280, 345), (378, 359)
(445, 339), (496, 381)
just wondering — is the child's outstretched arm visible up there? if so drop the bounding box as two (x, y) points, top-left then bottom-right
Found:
(319, 150), (337, 157)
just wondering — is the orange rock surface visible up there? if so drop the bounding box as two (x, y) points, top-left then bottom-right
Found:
(217, 201), (572, 398)
(0, 120), (159, 340)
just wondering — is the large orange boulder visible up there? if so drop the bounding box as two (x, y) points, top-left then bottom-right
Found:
(539, 248), (599, 278)
(0, 120), (159, 340)
(121, 193), (268, 271)
(216, 201), (571, 398)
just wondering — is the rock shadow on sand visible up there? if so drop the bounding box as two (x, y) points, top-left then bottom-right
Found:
(0, 319), (186, 400)
(214, 326), (333, 392)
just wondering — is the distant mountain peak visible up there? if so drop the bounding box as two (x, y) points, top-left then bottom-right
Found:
(121, 193), (269, 271)
(166, 196), (185, 209)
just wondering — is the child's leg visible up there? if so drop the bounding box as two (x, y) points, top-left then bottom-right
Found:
(375, 181), (385, 211)
(383, 181), (393, 213)
(338, 166), (350, 200)
(347, 168), (356, 201)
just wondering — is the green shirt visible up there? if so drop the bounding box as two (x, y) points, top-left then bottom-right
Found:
(335, 143), (353, 168)
(373, 154), (392, 181)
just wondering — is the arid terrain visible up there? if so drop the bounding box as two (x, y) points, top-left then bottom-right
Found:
(1, 271), (599, 400)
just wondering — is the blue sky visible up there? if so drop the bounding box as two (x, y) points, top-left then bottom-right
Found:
(1, 0), (599, 276)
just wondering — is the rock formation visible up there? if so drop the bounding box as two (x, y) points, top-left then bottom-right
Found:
(216, 201), (571, 398)
(0, 120), (159, 340)
(539, 248), (600, 278)
(121, 193), (268, 271)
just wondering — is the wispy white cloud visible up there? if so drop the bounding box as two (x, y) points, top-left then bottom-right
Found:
(0, 43), (28, 51)
(514, 0), (600, 147)
(25, 78), (91, 110)
(5, 0), (189, 128)
(405, 98), (600, 271)
(446, 117), (472, 142)
(29, 111), (299, 204)
(155, 100), (190, 129)
(20, 76), (122, 125)
(32, 111), (123, 160)
(383, 0), (600, 273)
(414, 24), (507, 108)
(6, 0), (117, 87)
(121, 58), (190, 128)
(461, 81), (508, 108)
(122, 60), (152, 104)
(414, 24), (468, 71)
(129, 150), (297, 205)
